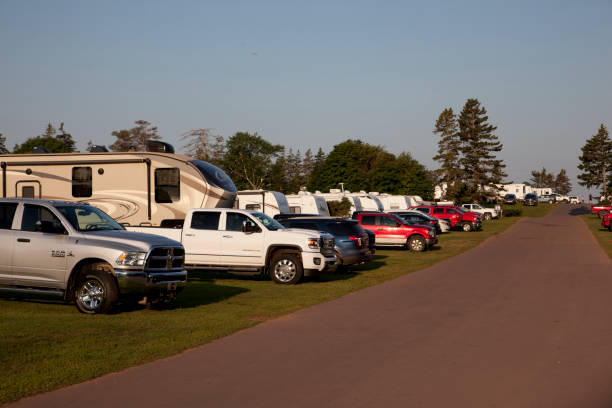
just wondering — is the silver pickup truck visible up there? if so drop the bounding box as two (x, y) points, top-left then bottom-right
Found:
(0, 198), (187, 314)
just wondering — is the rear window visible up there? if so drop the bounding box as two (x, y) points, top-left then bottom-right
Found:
(288, 222), (319, 230)
(0, 203), (18, 229)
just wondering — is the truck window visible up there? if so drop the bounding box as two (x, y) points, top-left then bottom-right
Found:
(21, 205), (65, 233)
(226, 212), (252, 232)
(155, 168), (180, 203)
(434, 208), (445, 214)
(361, 215), (376, 225)
(190, 212), (220, 230)
(378, 216), (399, 227)
(0, 203), (18, 229)
(72, 167), (92, 197)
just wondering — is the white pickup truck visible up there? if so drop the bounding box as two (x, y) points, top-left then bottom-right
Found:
(128, 209), (336, 284)
(460, 203), (498, 220)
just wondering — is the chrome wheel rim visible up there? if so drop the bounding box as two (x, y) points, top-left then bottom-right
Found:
(273, 259), (297, 283)
(410, 238), (424, 251)
(463, 223), (471, 232)
(78, 279), (105, 311)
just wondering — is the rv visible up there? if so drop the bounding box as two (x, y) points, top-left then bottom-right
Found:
(235, 190), (290, 217)
(0, 150), (237, 226)
(285, 190), (330, 216)
(346, 191), (384, 211)
(370, 193), (419, 211)
(315, 189), (364, 215)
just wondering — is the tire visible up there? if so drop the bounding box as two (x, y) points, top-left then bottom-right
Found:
(608, 224), (612, 232)
(599, 211), (608, 219)
(483, 212), (492, 221)
(407, 235), (426, 252)
(269, 251), (303, 284)
(549, 200), (554, 204)
(75, 263), (118, 314)
(462, 222), (473, 232)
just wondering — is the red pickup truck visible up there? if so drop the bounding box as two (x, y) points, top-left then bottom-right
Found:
(602, 213), (612, 231)
(352, 212), (437, 251)
(592, 204), (612, 218)
(410, 205), (482, 232)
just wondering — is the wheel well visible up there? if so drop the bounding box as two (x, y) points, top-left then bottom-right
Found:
(407, 233), (425, 241)
(65, 258), (115, 301)
(266, 246), (302, 266)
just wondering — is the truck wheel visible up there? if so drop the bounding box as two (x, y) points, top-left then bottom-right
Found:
(599, 211), (608, 219)
(407, 235), (426, 252)
(269, 251), (303, 284)
(75, 263), (118, 314)
(549, 199), (554, 204)
(462, 222), (473, 232)
(483, 212), (492, 220)
(609, 224), (612, 232)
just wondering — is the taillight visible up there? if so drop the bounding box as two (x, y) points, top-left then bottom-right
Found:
(429, 220), (435, 224)
(348, 236), (362, 248)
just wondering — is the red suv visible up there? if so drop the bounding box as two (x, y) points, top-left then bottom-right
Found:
(410, 205), (482, 232)
(602, 212), (612, 231)
(352, 212), (437, 251)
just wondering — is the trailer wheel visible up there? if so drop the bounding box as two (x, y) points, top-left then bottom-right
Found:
(75, 263), (118, 314)
(462, 222), (473, 232)
(269, 251), (303, 285)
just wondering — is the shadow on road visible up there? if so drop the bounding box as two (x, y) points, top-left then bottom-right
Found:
(569, 206), (593, 216)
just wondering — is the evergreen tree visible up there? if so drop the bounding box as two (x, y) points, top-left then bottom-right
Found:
(285, 149), (303, 193)
(554, 169), (572, 195)
(457, 98), (506, 199)
(268, 149), (287, 192)
(301, 149), (315, 188)
(529, 167), (555, 187)
(577, 124), (612, 197)
(13, 136), (71, 153)
(432, 108), (461, 199)
(42, 122), (56, 138)
(109, 120), (160, 151)
(56, 122), (76, 152)
(0, 133), (8, 154)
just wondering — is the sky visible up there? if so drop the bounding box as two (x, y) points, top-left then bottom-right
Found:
(1, 0), (611, 197)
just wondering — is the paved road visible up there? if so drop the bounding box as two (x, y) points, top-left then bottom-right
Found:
(10, 205), (612, 408)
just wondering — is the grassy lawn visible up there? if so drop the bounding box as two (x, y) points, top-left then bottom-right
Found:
(0, 205), (555, 403)
(580, 213), (612, 258)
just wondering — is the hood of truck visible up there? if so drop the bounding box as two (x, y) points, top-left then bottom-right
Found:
(277, 228), (333, 240)
(77, 230), (182, 252)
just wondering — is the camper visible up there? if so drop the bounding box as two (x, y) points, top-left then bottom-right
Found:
(235, 190), (290, 217)
(370, 193), (418, 211)
(315, 189), (364, 215)
(285, 190), (330, 216)
(0, 147), (237, 226)
(346, 191), (384, 211)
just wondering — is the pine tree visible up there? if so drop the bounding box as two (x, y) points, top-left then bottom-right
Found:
(432, 108), (461, 199)
(554, 169), (572, 195)
(457, 98), (506, 198)
(301, 149), (315, 187)
(285, 149), (303, 193)
(56, 122), (76, 152)
(0, 133), (8, 154)
(42, 122), (56, 138)
(577, 124), (612, 197)
(529, 168), (555, 188)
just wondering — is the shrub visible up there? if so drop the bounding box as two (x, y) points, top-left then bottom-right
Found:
(327, 197), (352, 218)
(504, 208), (523, 217)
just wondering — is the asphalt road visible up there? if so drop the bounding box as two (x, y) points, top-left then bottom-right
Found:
(10, 205), (612, 408)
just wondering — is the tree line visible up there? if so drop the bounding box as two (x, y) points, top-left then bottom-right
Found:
(526, 168), (572, 195)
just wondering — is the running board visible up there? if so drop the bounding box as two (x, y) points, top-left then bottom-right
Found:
(185, 264), (261, 273)
(0, 286), (65, 296)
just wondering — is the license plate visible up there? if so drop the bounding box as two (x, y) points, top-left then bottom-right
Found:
(167, 282), (177, 290)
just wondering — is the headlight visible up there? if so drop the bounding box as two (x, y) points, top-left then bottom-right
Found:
(116, 251), (146, 266)
(307, 238), (320, 249)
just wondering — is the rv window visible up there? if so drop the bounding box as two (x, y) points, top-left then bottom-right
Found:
(190, 212), (220, 230)
(0, 203), (18, 229)
(289, 206), (301, 214)
(22, 186), (35, 198)
(245, 204), (261, 210)
(72, 167), (92, 197)
(155, 168), (180, 203)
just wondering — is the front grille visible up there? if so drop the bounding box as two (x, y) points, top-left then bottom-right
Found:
(145, 246), (185, 272)
(320, 237), (335, 257)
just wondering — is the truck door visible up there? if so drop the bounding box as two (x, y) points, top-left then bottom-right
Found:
(12, 204), (69, 289)
(377, 215), (405, 245)
(181, 211), (222, 265)
(220, 212), (264, 265)
(16, 181), (41, 198)
(0, 202), (19, 285)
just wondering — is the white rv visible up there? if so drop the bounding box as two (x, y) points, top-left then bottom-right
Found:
(315, 189), (364, 214)
(0, 150), (237, 226)
(285, 191), (330, 216)
(370, 193), (416, 211)
(496, 183), (533, 200)
(346, 191), (384, 211)
(235, 190), (290, 217)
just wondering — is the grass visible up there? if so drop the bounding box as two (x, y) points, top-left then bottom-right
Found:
(580, 213), (612, 258)
(0, 205), (555, 403)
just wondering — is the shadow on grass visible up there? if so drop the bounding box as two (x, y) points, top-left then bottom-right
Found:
(569, 206), (594, 216)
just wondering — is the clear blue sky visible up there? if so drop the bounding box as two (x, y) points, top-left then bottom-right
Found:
(1, 0), (611, 196)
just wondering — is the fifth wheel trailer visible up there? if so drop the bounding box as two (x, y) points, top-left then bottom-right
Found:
(0, 151), (237, 226)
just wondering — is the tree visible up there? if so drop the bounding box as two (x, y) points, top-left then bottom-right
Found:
(578, 124), (612, 197)
(109, 120), (160, 151)
(284, 149), (303, 193)
(42, 122), (56, 138)
(56, 122), (76, 152)
(13, 136), (72, 153)
(0, 133), (8, 154)
(554, 169), (572, 195)
(528, 167), (555, 188)
(301, 149), (315, 187)
(432, 108), (461, 198)
(457, 98), (506, 199)
(208, 135), (226, 167)
(181, 128), (213, 160)
(221, 132), (283, 190)
(327, 197), (352, 217)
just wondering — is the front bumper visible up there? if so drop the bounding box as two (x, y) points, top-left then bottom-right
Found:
(114, 268), (188, 295)
(302, 251), (336, 274)
(426, 237), (438, 247)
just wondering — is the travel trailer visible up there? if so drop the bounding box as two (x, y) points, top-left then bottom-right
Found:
(496, 183), (533, 200)
(235, 190), (290, 217)
(370, 193), (421, 211)
(346, 191), (384, 211)
(285, 190), (330, 216)
(0, 148), (237, 226)
(315, 189), (364, 215)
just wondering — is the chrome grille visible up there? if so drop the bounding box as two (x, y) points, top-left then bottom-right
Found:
(145, 246), (185, 272)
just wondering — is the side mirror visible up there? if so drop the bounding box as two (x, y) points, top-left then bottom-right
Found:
(242, 221), (260, 233)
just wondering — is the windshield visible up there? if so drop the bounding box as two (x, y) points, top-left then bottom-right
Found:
(56, 205), (125, 232)
(189, 160), (237, 192)
(251, 212), (286, 231)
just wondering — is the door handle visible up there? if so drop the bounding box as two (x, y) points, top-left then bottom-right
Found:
(17, 238), (30, 243)
(184, 233), (195, 237)
(222, 235), (233, 238)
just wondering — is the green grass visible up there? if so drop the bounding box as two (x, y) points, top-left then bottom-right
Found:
(580, 213), (612, 259)
(0, 208), (553, 403)
(501, 202), (555, 218)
